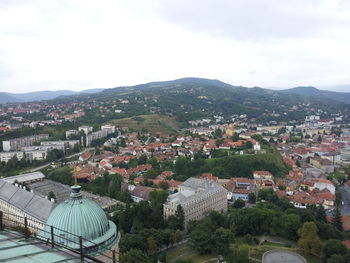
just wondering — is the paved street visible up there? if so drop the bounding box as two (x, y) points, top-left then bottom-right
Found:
(22, 148), (94, 173)
(340, 185), (350, 216)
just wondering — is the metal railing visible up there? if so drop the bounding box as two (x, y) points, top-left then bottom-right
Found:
(0, 210), (119, 263)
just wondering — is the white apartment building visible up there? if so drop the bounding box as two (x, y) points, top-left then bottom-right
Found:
(0, 150), (47, 163)
(0, 151), (24, 163)
(41, 140), (79, 149)
(85, 126), (115, 146)
(2, 134), (49, 151)
(78, 126), (93, 135)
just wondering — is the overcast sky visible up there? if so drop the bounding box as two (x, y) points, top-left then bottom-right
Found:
(1, 0), (350, 93)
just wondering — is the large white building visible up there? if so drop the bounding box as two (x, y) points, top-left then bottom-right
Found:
(0, 179), (54, 231)
(163, 178), (227, 227)
(0, 150), (47, 163)
(85, 126), (115, 146)
(78, 126), (93, 135)
(2, 134), (49, 151)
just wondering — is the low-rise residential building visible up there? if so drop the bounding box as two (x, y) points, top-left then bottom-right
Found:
(122, 184), (153, 202)
(254, 178), (276, 190)
(303, 178), (335, 194)
(253, 171), (273, 180)
(225, 177), (255, 201)
(309, 156), (335, 174)
(163, 178), (227, 227)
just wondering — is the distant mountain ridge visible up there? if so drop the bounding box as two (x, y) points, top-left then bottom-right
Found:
(0, 88), (104, 104)
(1, 78), (349, 105)
(280, 86), (350, 104)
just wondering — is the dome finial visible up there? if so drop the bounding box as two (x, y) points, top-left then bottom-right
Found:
(70, 185), (82, 198)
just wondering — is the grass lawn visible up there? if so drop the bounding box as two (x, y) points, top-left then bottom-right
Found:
(166, 243), (216, 263)
(109, 114), (179, 135)
(166, 240), (321, 263)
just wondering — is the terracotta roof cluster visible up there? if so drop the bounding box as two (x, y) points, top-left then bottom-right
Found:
(225, 177), (254, 194)
(288, 191), (323, 205)
(126, 164), (152, 175)
(157, 171), (174, 180)
(79, 151), (92, 161)
(73, 165), (104, 182)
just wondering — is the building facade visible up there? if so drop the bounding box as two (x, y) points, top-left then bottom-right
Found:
(0, 179), (54, 231)
(163, 178), (227, 227)
(0, 150), (47, 163)
(2, 134), (49, 151)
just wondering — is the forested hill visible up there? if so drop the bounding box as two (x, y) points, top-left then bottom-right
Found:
(59, 77), (349, 123)
(5, 78), (349, 123)
(280, 86), (350, 105)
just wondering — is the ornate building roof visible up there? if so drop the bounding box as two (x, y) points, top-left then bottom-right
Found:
(41, 185), (118, 254)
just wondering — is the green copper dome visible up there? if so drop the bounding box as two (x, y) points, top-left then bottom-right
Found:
(41, 185), (118, 254)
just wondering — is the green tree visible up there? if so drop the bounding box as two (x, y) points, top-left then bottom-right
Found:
(214, 129), (223, 138)
(251, 134), (263, 143)
(323, 239), (347, 261)
(189, 225), (212, 254)
(149, 190), (168, 208)
(297, 222), (322, 256)
(160, 229), (173, 248)
(316, 205), (327, 222)
(174, 156), (190, 176)
(245, 141), (253, 149)
(213, 227), (234, 255)
(232, 133), (241, 142)
(333, 207), (343, 231)
(174, 205), (185, 230)
(233, 198), (245, 209)
(171, 230), (183, 244)
(120, 248), (147, 263)
(346, 164), (350, 177)
(173, 259), (195, 263)
(227, 245), (249, 263)
(327, 254), (345, 263)
(120, 233), (146, 252)
(248, 193), (256, 204)
(147, 236), (157, 256)
(138, 154), (147, 165)
(215, 138), (224, 147)
(159, 181), (169, 190)
(280, 213), (301, 240)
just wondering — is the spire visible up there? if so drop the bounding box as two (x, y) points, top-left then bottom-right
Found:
(74, 174), (78, 186)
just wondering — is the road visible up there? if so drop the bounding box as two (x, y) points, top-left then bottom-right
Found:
(22, 147), (94, 173)
(340, 185), (350, 216)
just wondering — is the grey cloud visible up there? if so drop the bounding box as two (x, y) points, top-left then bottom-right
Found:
(154, 0), (350, 40)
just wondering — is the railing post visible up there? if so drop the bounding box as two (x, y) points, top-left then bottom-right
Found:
(51, 226), (55, 248)
(79, 236), (84, 261)
(112, 249), (116, 263)
(0, 211), (3, 231)
(24, 216), (29, 239)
